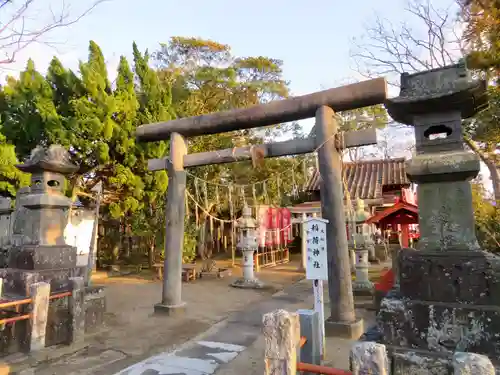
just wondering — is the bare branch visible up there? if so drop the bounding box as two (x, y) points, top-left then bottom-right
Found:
(0, 0), (108, 66)
(350, 0), (463, 86)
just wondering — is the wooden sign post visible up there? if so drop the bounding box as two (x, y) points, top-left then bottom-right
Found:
(305, 217), (328, 359)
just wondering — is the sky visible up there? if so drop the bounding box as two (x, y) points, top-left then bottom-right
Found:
(0, 0), (492, 187)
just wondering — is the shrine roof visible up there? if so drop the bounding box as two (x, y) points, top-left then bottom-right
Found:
(366, 201), (418, 225)
(306, 158), (411, 199)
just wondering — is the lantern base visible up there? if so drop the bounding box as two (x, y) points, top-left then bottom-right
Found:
(231, 278), (264, 289)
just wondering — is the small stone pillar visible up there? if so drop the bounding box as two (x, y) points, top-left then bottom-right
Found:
(231, 205), (263, 289)
(69, 277), (85, 344)
(297, 309), (321, 368)
(350, 342), (389, 375)
(263, 309), (300, 375)
(29, 281), (51, 351)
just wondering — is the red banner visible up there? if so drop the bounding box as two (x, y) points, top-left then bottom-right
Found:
(280, 208), (291, 244)
(268, 207), (279, 246)
(257, 205), (269, 247)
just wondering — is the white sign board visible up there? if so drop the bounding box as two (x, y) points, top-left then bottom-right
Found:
(305, 218), (328, 280)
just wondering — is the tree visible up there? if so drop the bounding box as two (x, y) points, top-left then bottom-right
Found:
(0, 131), (29, 197)
(153, 37), (312, 265)
(0, 58), (62, 159)
(460, 0), (500, 201)
(471, 179), (500, 252)
(154, 37), (307, 206)
(0, 0), (107, 67)
(350, 0), (500, 201)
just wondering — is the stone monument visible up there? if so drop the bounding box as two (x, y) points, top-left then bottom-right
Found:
(231, 205), (264, 289)
(372, 61), (499, 372)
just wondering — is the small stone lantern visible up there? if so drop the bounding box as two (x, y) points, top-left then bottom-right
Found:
(352, 199), (374, 295)
(231, 205), (264, 289)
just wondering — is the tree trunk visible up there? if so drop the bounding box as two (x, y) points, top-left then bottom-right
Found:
(464, 137), (500, 201)
(148, 236), (155, 268)
(486, 162), (500, 202)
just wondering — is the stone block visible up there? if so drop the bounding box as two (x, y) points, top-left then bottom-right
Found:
(453, 352), (495, 375)
(8, 245), (77, 270)
(325, 317), (364, 339)
(378, 294), (500, 359)
(297, 309), (321, 369)
(392, 350), (449, 375)
(350, 342), (389, 375)
(0, 266), (85, 296)
(398, 249), (500, 305)
(29, 282), (50, 351)
(262, 309), (300, 375)
(84, 286), (106, 333)
(154, 302), (186, 316)
(69, 277), (85, 343)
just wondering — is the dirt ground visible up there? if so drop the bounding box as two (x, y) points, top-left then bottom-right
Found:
(9, 255), (306, 374)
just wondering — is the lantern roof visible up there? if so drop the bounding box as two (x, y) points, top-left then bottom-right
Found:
(237, 205), (257, 229)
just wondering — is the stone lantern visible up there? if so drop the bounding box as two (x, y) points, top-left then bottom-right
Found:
(351, 199), (374, 296)
(372, 61), (500, 372)
(231, 205), (264, 289)
(6, 145), (81, 293)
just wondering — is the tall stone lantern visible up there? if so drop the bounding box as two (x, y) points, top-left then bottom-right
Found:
(6, 145), (81, 294)
(231, 205), (264, 289)
(373, 61), (500, 371)
(351, 199), (374, 295)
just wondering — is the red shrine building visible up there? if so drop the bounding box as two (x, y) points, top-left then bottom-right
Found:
(290, 158), (420, 245)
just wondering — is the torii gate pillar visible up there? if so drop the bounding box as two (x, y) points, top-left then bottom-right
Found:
(316, 106), (362, 338)
(154, 132), (188, 315)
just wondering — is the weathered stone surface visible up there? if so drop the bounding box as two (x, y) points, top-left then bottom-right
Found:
(0, 266), (85, 296)
(263, 309), (300, 375)
(29, 282), (51, 351)
(69, 277), (85, 343)
(8, 245), (77, 270)
(378, 296), (500, 357)
(453, 352), (495, 375)
(392, 350), (449, 375)
(350, 342), (389, 375)
(399, 249), (500, 305)
(84, 286), (106, 333)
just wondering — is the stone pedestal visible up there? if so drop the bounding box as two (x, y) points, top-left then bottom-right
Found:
(370, 62), (499, 372)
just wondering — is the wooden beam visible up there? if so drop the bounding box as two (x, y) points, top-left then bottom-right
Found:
(148, 128), (377, 171)
(137, 78), (387, 141)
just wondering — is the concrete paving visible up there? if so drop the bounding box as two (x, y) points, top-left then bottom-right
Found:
(110, 281), (313, 375)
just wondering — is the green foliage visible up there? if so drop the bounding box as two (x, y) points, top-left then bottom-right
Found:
(0, 132), (29, 197)
(0, 36), (313, 265)
(472, 181), (500, 252)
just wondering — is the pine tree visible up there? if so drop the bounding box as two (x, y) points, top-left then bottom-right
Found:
(1, 59), (61, 161)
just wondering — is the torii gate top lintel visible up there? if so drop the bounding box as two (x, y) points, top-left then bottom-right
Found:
(136, 77), (388, 142)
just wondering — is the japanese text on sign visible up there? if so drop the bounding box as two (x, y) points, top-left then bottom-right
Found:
(305, 218), (328, 280)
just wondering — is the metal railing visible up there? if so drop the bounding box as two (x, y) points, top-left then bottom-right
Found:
(0, 291), (72, 325)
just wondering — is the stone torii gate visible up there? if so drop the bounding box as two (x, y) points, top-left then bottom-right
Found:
(136, 78), (387, 339)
